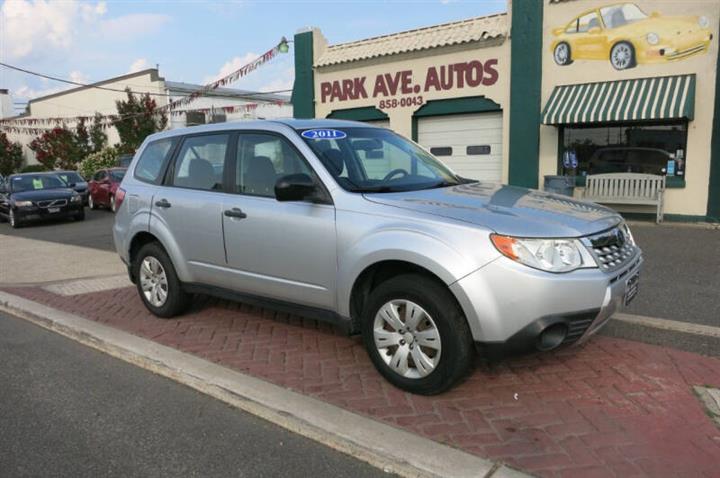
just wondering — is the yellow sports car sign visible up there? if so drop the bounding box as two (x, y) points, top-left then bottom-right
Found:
(550, 3), (713, 70)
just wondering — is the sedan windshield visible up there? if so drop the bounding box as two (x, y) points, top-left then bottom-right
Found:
(601, 4), (647, 29)
(57, 172), (83, 184)
(11, 174), (67, 192)
(300, 127), (462, 192)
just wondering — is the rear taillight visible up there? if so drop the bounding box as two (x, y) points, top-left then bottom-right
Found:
(115, 188), (126, 210)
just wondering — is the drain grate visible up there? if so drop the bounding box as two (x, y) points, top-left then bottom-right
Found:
(694, 386), (720, 429)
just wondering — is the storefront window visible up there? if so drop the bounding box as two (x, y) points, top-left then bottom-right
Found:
(561, 122), (688, 183)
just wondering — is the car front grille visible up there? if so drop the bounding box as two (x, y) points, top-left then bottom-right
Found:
(582, 225), (638, 273)
(37, 199), (68, 208)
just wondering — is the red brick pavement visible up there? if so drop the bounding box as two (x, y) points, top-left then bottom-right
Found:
(4, 285), (720, 477)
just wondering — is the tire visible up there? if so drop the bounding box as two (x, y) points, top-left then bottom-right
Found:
(88, 194), (97, 210)
(133, 242), (190, 318)
(610, 41), (636, 70)
(361, 274), (475, 395)
(110, 195), (116, 213)
(74, 210), (85, 221)
(553, 42), (573, 66)
(9, 209), (21, 229)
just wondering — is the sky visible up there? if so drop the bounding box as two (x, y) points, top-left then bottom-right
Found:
(0, 0), (506, 113)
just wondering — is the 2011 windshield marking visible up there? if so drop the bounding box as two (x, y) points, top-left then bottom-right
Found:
(301, 129), (347, 140)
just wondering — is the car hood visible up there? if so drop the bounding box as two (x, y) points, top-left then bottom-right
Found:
(617, 16), (705, 36)
(73, 181), (88, 190)
(11, 188), (76, 201)
(363, 182), (622, 238)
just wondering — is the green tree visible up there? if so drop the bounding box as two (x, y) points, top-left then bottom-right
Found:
(89, 112), (108, 153)
(75, 117), (91, 159)
(114, 88), (167, 154)
(28, 127), (83, 170)
(0, 132), (24, 176)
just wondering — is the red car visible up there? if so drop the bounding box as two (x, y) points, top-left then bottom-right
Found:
(88, 168), (126, 212)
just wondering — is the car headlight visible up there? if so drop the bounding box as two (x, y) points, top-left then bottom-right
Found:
(620, 222), (635, 246)
(490, 234), (595, 273)
(646, 32), (659, 45)
(70, 194), (82, 203)
(699, 16), (709, 28)
(14, 200), (33, 207)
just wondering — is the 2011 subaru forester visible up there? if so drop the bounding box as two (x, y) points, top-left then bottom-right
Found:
(113, 119), (642, 394)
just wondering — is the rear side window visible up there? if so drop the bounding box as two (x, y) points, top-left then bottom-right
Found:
(135, 138), (178, 184)
(171, 134), (229, 191)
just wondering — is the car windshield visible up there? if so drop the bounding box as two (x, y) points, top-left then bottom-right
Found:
(11, 174), (67, 192)
(601, 4), (647, 28)
(299, 127), (463, 193)
(110, 170), (126, 181)
(57, 172), (83, 184)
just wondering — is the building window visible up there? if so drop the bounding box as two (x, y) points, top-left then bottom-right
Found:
(561, 122), (688, 180)
(430, 147), (452, 156)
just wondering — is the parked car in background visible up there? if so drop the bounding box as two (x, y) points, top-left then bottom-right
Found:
(587, 147), (674, 175)
(117, 154), (134, 168)
(55, 170), (89, 205)
(0, 173), (84, 228)
(113, 119), (642, 394)
(551, 3), (713, 70)
(88, 168), (127, 212)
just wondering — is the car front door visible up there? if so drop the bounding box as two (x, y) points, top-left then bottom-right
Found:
(150, 133), (230, 284)
(221, 132), (337, 310)
(574, 11), (607, 60)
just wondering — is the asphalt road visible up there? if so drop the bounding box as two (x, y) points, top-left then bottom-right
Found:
(0, 208), (115, 251)
(1, 209), (718, 326)
(0, 312), (388, 478)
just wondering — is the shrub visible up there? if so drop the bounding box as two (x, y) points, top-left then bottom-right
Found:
(78, 146), (119, 180)
(0, 132), (24, 176)
(20, 164), (49, 173)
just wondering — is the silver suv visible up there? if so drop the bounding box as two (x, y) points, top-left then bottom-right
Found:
(113, 119), (642, 394)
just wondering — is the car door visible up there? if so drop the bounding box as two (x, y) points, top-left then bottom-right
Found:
(574, 11), (607, 60)
(150, 133), (230, 285)
(98, 170), (113, 205)
(221, 132), (337, 310)
(89, 171), (104, 204)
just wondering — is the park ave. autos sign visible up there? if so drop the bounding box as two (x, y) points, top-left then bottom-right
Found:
(319, 59), (499, 109)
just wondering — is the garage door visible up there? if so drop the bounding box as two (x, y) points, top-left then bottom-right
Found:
(417, 112), (502, 182)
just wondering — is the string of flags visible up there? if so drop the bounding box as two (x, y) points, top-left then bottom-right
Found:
(0, 38), (289, 135)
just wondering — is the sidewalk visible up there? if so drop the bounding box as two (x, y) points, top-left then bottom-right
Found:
(2, 281), (719, 477)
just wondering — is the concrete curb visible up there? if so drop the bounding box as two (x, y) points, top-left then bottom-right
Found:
(612, 313), (720, 338)
(0, 291), (529, 478)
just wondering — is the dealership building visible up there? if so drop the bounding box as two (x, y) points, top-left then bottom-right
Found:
(291, 0), (720, 221)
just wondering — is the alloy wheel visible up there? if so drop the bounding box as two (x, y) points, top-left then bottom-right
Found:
(373, 299), (441, 379)
(139, 256), (169, 307)
(88, 195), (94, 209)
(9, 209), (15, 227)
(554, 43), (569, 65)
(110, 195), (116, 213)
(611, 43), (633, 70)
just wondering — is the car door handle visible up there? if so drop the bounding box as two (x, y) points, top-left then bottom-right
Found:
(224, 208), (247, 219)
(155, 199), (171, 208)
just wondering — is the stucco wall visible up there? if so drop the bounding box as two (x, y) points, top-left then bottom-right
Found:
(312, 37), (513, 182)
(540, 0), (720, 216)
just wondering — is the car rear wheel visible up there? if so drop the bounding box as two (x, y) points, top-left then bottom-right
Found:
(553, 42), (572, 66)
(134, 242), (190, 318)
(610, 41), (636, 70)
(88, 195), (97, 210)
(110, 195), (116, 213)
(361, 274), (474, 395)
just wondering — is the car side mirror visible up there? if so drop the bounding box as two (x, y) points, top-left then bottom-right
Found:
(275, 173), (322, 203)
(588, 26), (601, 34)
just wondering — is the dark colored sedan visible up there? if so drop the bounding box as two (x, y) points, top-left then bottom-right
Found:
(56, 170), (90, 205)
(0, 173), (85, 228)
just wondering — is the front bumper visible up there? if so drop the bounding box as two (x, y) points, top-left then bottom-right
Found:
(14, 204), (84, 223)
(450, 250), (643, 353)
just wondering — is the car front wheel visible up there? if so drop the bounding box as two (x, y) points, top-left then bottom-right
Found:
(9, 209), (21, 228)
(553, 42), (572, 66)
(133, 242), (190, 318)
(610, 41), (636, 70)
(110, 195), (116, 213)
(361, 274), (474, 395)
(88, 195), (97, 210)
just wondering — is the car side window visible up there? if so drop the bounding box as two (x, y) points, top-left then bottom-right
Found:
(135, 138), (178, 184)
(233, 133), (313, 198)
(565, 19), (578, 33)
(577, 12), (600, 32)
(171, 134), (229, 191)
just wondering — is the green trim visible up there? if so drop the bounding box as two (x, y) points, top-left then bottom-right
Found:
(410, 95), (502, 142)
(708, 36), (720, 219)
(508, 0), (543, 188)
(292, 31), (315, 119)
(327, 106), (388, 122)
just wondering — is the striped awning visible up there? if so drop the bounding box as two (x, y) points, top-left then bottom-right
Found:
(542, 74), (695, 125)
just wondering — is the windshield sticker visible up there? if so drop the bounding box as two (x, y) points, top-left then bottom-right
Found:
(32, 178), (43, 189)
(301, 129), (347, 140)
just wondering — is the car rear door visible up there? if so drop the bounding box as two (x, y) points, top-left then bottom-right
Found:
(150, 132), (230, 285)
(220, 132), (337, 310)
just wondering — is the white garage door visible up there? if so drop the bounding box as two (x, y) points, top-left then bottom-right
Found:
(417, 112), (503, 182)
